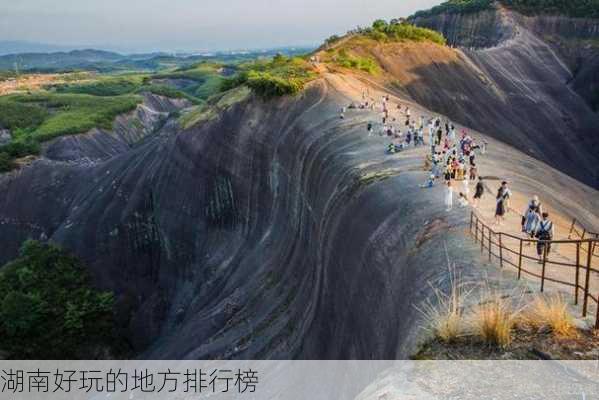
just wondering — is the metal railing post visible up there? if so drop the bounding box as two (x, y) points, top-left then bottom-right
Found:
(517, 239), (523, 279)
(499, 233), (504, 268)
(583, 242), (592, 317)
(575, 242), (580, 305)
(470, 212), (474, 233)
(488, 230), (492, 261)
(568, 218), (576, 239)
(541, 242), (548, 292)
(481, 224), (485, 253)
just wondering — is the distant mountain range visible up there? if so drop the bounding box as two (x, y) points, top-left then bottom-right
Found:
(0, 42), (315, 73)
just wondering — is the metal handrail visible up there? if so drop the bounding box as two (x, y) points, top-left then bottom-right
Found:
(469, 211), (599, 329)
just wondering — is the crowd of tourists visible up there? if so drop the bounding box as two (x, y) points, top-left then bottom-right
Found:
(344, 91), (556, 262)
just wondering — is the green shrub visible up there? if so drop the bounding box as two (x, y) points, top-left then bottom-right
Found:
(153, 62), (222, 82)
(0, 138), (40, 158)
(30, 93), (142, 141)
(368, 20), (446, 45)
(0, 98), (48, 131)
(325, 35), (342, 46)
(55, 78), (141, 96)
(245, 71), (304, 97)
(0, 92), (141, 165)
(223, 55), (316, 98)
(0, 240), (123, 358)
(336, 50), (380, 74)
(411, 0), (494, 18)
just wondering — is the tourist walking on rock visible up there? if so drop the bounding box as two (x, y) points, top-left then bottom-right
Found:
(494, 181), (511, 225)
(444, 165), (452, 183)
(428, 120), (434, 146)
(469, 163), (477, 181)
(522, 204), (541, 245)
(521, 196), (542, 230)
(473, 177), (484, 208)
(445, 181), (454, 211)
(536, 212), (554, 262)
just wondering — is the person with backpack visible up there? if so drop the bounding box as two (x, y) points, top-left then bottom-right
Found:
(536, 213), (554, 262)
(522, 206), (541, 245)
(521, 196), (542, 232)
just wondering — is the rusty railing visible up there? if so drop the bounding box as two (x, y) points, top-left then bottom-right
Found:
(469, 211), (599, 328)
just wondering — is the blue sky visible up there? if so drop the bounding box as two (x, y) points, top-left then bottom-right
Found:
(0, 0), (442, 53)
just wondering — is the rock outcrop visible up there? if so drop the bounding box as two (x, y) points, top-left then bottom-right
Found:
(407, 5), (599, 187)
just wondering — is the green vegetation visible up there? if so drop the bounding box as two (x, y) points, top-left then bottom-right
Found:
(0, 92), (141, 170)
(0, 57), (312, 171)
(222, 55), (317, 98)
(177, 86), (250, 129)
(335, 49), (379, 74)
(365, 19), (447, 45)
(55, 76), (143, 96)
(151, 62), (229, 101)
(0, 99), (49, 131)
(411, 0), (493, 18)
(411, 0), (599, 19)
(5, 93), (141, 141)
(0, 240), (123, 359)
(320, 20), (445, 74)
(324, 35), (342, 47)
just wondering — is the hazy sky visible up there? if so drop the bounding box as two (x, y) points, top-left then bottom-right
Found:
(0, 0), (442, 53)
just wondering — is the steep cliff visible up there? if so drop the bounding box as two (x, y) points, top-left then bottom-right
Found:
(408, 5), (599, 187)
(412, 2), (599, 113)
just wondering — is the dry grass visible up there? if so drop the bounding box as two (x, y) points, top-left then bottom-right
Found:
(523, 295), (577, 338)
(470, 295), (517, 348)
(415, 246), (472, 342)
(416, 246), (581, 351)
(416, 280), (468, 342)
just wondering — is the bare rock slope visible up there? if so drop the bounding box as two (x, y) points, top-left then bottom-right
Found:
(409, 4), (599, 188)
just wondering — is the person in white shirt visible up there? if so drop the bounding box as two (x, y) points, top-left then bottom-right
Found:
(445, 181), (454, 211)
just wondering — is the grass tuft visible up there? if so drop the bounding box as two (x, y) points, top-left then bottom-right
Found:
(415, 247), (472, 343)
(470, 294), (517, 348)
(524, 295), (577, 338)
